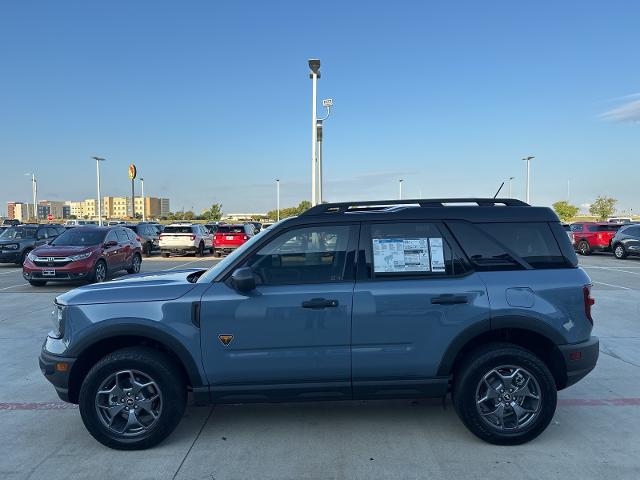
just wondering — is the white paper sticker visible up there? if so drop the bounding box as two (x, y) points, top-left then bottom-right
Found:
(429, 237), (446, 272)
(372, 238), (431, 273)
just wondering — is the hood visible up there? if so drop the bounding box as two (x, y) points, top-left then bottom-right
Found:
(57, 268), (203, 306)
(33, 244), (96, 257)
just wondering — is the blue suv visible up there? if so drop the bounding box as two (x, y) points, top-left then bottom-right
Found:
(39, 198), (598, 449)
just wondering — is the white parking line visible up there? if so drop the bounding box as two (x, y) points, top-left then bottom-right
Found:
(0, 269), (22, 276)
(583, 266), (640, 276)
(165, 258), (213, 271)
(592, 281), (632, 290)
(0, 283), (29, 291)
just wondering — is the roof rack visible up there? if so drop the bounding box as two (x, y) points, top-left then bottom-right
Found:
(302, 198), (529, 216)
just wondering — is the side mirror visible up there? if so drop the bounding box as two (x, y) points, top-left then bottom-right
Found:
(231, 267), (255, 293)
(104, 240), (118, 248)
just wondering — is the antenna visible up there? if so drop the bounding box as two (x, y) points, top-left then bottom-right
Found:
(493, 182), (505, 198)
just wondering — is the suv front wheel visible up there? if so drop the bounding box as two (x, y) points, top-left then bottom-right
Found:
(78, 347), (187, 450)
(453, 343), (557, 445)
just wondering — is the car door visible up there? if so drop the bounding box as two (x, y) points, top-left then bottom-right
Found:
(199, 223), (358, 403)
(116, 229), (133, 268)
(103, 230), (122, 271)
(351, 221), (490, 399)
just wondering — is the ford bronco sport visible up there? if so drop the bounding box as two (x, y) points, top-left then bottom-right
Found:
(39, 198), (598, 449)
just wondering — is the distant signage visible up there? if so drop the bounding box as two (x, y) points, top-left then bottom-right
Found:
(128, 164), (137, 180)
(47, 213), (53, 221)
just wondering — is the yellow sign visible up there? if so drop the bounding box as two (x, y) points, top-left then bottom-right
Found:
(128, 164), (137, 180)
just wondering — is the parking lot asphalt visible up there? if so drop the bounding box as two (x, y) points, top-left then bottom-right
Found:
(1, 252), (639, 480)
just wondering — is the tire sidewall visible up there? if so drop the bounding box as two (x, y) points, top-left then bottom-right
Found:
(78, 349), (186, 450)
(92, 259), (107, 283)
(578, 240), (590, 255)
(614, 244), (626, 259)
(454, 347), (557, 445)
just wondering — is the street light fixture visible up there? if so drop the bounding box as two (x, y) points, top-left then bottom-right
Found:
(24, 173), (37, 221)
(522, 156), (534, 203)
(309, 59), (320, 206)
(276, 179), (280, 222)
(140, 177), (145, 221)
(92, 156), (106, 226)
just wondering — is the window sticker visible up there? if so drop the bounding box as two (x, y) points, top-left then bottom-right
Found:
(429, 237), (446, 272)
(372, 238), (431, 273)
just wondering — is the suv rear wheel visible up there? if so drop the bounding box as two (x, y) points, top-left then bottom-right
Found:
(78, 347), (187, 450)
(127, 253), (142, 274)
(577, 240), (591, 255)
(453, 343), (557, 445)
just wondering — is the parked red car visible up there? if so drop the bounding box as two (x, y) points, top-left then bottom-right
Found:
(22, 226), (143, 286)
(569, 222), (622, 255)
(213, 223), (255, 256)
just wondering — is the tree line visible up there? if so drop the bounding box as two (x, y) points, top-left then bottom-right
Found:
(552, 196), (619, 222)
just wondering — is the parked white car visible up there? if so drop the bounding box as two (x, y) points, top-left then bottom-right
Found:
(159, 223), (214, 257)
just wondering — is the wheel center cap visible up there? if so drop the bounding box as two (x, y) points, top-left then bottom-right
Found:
(126, 398), (135, 406)
(503, 393), (512, 401)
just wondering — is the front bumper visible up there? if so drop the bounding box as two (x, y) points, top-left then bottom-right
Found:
(39, 347), (76, 403)
(0, 250), (21, 263)
(23, 259), (94, 282)
(558, 336), (599, 388)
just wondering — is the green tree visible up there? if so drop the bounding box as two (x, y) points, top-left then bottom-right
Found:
(201, 203), (223, 222)
(182, 210), (195, 221)
(267, 200), (312, 220)
(552, 201), (579, 222)
(589, 196), (617, 221)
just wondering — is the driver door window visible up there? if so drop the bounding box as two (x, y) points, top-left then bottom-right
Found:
(246, 225), (353, 285)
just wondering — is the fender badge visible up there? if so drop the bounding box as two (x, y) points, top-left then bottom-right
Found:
(218, 334), (234, 346)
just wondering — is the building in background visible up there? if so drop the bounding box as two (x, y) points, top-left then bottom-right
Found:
(7, 202), (18, 220)
(160, 198), (170, 217)
(37, 200), (66, 219)
(65, 201), (84, 218)
(101, 196), (169, 219)
(11, 202), (35, 222)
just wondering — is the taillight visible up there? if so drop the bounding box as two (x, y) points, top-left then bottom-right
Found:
(136, 236), (141, 242)
(243, 235), (248, 240)
(583, 285), (595, 325)
(159, 234), (164, 239)
(190, 235), (196, 241)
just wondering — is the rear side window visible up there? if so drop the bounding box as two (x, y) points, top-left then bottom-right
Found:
(589, 224), (620, 232)
(449, 221), (569, 270)
(163, 226), (193, 234)
(116, 230), (129, 243)
(362, 222), (467, 278)
(570, 224), (583, 232)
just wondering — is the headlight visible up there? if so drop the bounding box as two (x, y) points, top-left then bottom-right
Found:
(27, 251), (37, 261)
(70, 252), (92, 261)
(50, 304), (66, 339)
(3, 243), (19, 250)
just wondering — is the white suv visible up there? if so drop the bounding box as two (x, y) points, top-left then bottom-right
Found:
(159, 223), (214, 257)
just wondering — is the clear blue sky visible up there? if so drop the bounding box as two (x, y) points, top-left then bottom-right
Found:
(1, 1), (639, 215)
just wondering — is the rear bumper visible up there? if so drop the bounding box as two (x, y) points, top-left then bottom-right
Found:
(558, 336), (599, 388)
(160, 245), (198, 253)
(39, 347), (76, 403)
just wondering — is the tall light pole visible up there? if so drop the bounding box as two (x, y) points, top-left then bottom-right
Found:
(24, 173), (37, 220)
(92, 156), (105, 226)
(508, 176), (515, 198)
(276, 179), (280, 222)
(309, 59), (320, 206)
(522, 156), (534, 203)
(140, 177), (145, 221)
(399, 179), (404, 200)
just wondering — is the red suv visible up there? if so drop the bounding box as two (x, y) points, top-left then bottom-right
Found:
(22, 226), (143, 286)
(213, 223), (255, 256)
(570, 222), (622, 255)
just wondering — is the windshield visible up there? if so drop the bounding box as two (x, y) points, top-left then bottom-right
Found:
(51, 229), (106, 246)
(164, 226), (193, 234)
(198, 218), (292, 283)
(0, 227), (36, 239)
(216, 225), (245, 233)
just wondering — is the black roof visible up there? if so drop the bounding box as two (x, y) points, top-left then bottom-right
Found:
(296, 198), (559, 223)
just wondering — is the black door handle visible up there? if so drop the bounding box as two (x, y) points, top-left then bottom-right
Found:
(302, 298), (339, 309)
(431, 295), (468, 305)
